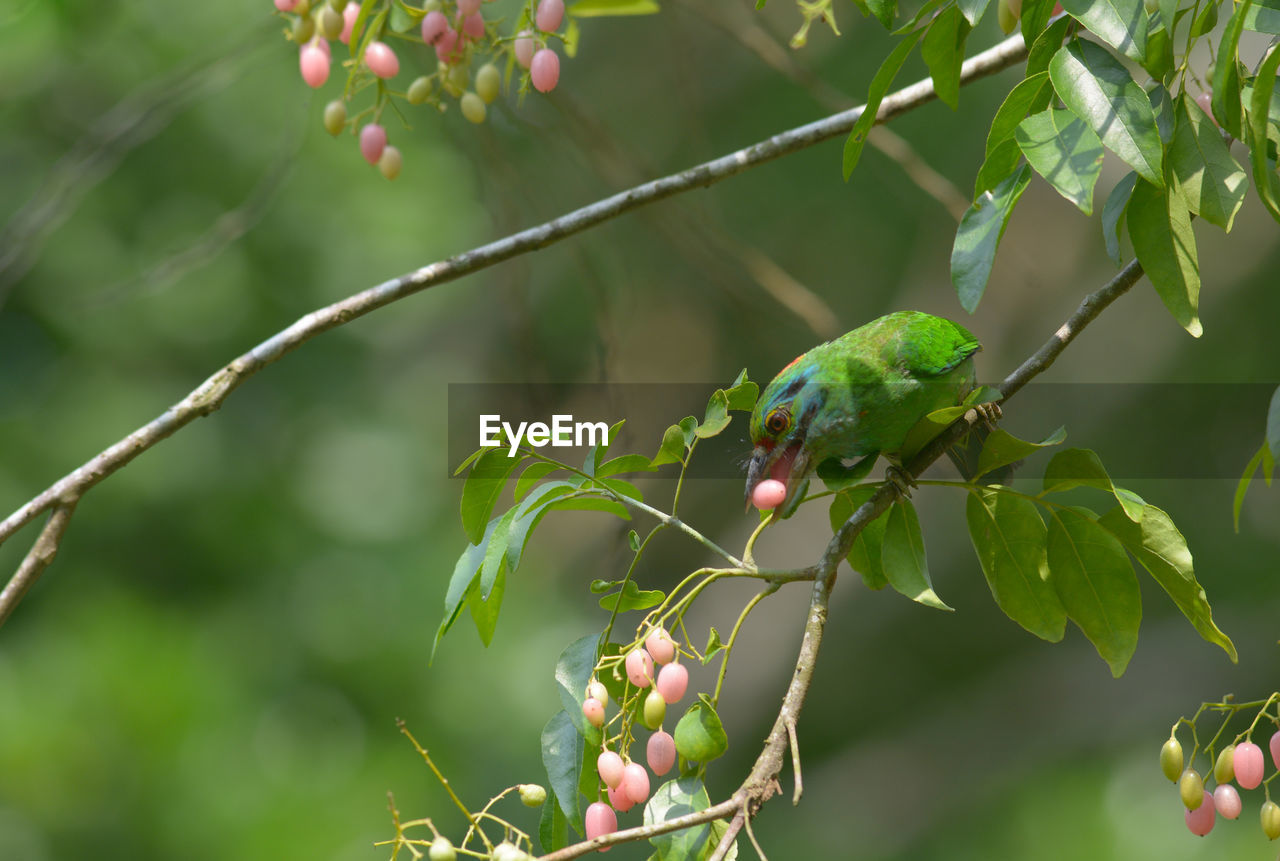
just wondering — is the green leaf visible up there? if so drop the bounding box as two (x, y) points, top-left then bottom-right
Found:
(556, 633), (603, 745)
(1268, 385), (1280, 460)
(702, 627), (725, 664)
(570, 0), (660, 16)
(707, 820), (740, 861)
(1212, 0), (1252, 138)
(1098, 505), (1236, 662)
(349, 0), (380, 57)
(678, 416), (699, 447)
(627, 529), (641, 552)
(1101, 171), (1138, 264)
(725, 373), (759, 412)
(830, 487), (891, 591)
(467, 563), (505, 645)
(865, 0), (898, 28)
(921, 6), (972, 110)
(1247, 46), (1280, 225)
(1148, 83), (1176, 144)
(843, 30), (926, 179)
(881, 499), (952, 610)
(1142, 15), (1173, 78)
(433, 516), (502, 661)
(1126, 178), (1202, 337)
(541, 710), (586, 835)
(1234, 443), (1266, 531)
(1189, 0), (1218, 36)
(1046, 507), (1142, 676)
(1243, 0), (1280, 32)
(479, 506), (520, 598)
(986, 73), (1055, 158)
(958, 0), (994, 26)
(974, 138), (1025, 197)
(645, 778), (712, 860)
(1050, 39), (1163, 185)
(1021, 0), (1059, 46)
(388, 2), (414, 31)
(696, 390), (731, 439)
(975, 426), (1067, 482)
(900, 405), (970, 462)
(515, 460), (562, 501)
(952, 165), (1033, 312)
(674, 695), (729, 762)
(1027, 15), (1072, 77)
(460, 449), (528, 544)
(1171, 94), (1249, 231)
(548, 496), (631, 519)
(815, 453), (877, 491)
(1016, 108), (1106, 213)
(1042, 447), (1145, 520)
(1057, 0), (1147, 62)
(966, 487), (1066, 641)
(598, 580), (665, 612)
(651, 424), (687, 467)
(597, 453), (654, 477)
(539, 786), (569, 853)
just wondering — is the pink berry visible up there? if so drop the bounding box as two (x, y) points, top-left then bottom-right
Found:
(536, 0), (564, 31)
(625, 648), (654, 688)
(751, 479), (788, 510)
(1214, 783), (1242, 819)
(457, 0), (483, 13)
(340, 1), (359, 43)
(1270, 730), (1280, 769)
(530, 48), (559, 93)
(435, 27), (460, 63)
(274, 0), (299, 11)
(1185, 791), (1215, 836)
(358, 123), (386, 164)
(514, 30), (535, 68)
(1195, 92), (1214, 117)
(587, 680), (608, 705)
(656, 662), (689, 704)
(585, 801), (617, 845)
(461, 11), (484, 41)
(364, 40), (399, 78)
(622, 762), (650, 804)
(299, 43), (330, 88)
(421, 10), (448, 43)
(647, 731), (676, 776)
(606, 781), (634, 812)
(310, 35), (331, 56)
(1235, 741), (1264, 789)
(582, 696), (605, 728)
(645, 627), (676, 665)
(597, 750), (625, 788)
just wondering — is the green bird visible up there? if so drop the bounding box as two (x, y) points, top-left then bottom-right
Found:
(745, 310), (983, 512)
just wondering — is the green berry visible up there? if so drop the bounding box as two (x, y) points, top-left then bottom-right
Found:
(378, 145), (402, 180)
(444, 64), (469, 97)
(292, 14), (316, 42)
(518, 783), (547, 807)
(1263, 800), (1280, 840)
(427, 836), (456, 861)
(475, 63), (500, 104)
(460, 91), (486, 124)
(322, 100), (346, 136)
(407, 76), (433, 105)
(643, 688), (666, 730)
(318, 5), (343, 39)
(1214, 745), (1235, 785)
(1160, 737), (1184, 783)
(1180, 769), (1205, 810)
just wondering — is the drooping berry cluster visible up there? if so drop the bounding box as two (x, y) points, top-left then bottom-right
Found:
(581, 626), (692, 844)
(272, 0), (570, 178)
(1160, 696), (1280, 842)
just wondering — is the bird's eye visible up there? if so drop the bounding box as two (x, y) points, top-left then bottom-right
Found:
(765, 409), (789, 435)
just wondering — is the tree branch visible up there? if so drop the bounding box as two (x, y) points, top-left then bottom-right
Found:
(0, 29), (1033, 626)
(536, 260), (1146, 859)
(0, 502), (77, 628)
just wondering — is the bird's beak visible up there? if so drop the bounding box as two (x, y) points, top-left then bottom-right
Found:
(744, 441), (811, 513)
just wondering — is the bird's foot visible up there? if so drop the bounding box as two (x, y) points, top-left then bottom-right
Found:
(884, 463), (916, 498)
(969, 401), (1003, 431)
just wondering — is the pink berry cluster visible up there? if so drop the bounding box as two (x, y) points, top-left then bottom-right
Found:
(272, 0), (570, 179)
(581, 626), (691, 846)
(1162, 727), (1280, 840)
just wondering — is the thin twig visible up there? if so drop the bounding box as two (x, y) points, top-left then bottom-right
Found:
(743, 809), (770, 861)
(786, 717), (803, 805)
(0, 29), (1033, 626)
(0, 502), (77, 628)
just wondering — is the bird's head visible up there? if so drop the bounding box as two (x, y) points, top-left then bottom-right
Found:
(744, 354), (826, 512)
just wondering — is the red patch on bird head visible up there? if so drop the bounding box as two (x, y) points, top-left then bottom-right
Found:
(781, 353), (804, 372)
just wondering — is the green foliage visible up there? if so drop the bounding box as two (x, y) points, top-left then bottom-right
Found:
(951, 164), (1032, 312)
(882, 498), (953, 610)
(843, 29), (927, 179)
(674, 695), (729, 763)
(570, 0), (662, 16)
(541, 710), (586, 834)
(830, 486), (892, 590)
(1016, 108), (1106, 214)
(644, 777), (715, 860)
(1233, 386), (1279, 530)
(922, 6), (973, 109)
(1126, 178), (1202, 336)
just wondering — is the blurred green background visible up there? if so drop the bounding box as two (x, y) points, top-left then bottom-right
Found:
(1, 0), (1279, 859)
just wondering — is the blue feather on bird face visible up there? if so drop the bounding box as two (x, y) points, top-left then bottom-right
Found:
(745, 359), (827, 512)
